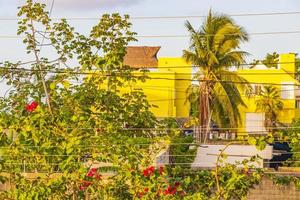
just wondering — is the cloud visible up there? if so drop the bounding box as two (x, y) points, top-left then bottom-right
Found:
(30, 0), (143, 10)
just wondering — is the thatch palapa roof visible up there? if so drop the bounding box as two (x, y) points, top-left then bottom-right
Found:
(124, 46), (160, 68)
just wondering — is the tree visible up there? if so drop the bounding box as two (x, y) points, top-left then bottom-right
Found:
(0, 1), (165, 199)
(186, 84), (200, 117)
(183, 10), (250, 143)
(255, 85), (283, 132)
(250, 52), (279, 69)
(294, 56), (300, 80)
(262, 52), (279, 68)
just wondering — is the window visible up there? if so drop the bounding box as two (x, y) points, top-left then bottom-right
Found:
(281, 82), (294, 99)
(295, 86), (300, 99)
(296, 100), (300, 109)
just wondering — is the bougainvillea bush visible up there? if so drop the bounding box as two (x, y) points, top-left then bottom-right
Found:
(0, 0), (167, 199)
(0, 1), (270, 199)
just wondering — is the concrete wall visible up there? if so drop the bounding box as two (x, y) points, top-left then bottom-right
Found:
(247, 176), (300, 200)
(191, 144), (273, 168)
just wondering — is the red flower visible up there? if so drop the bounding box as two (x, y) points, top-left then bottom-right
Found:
(170, 187), (177, 195)
(95, 174), (102, 180)
(87, 168), (97, 177)
(159, 166), (164, 175)
(175, 182), (180, 187)
(82, 180), (92, 187)
(164, 184), (178, 196)
(143, 166), (155, 177)
(180, 191), (186, 197)
(144, 188), (149, 193)
(25, 101), (38, 112)
(148, 166), (155, 173)
(138, 192), (144, 198)
(79, 185), (85, 191)
(79, 180), (92, 191)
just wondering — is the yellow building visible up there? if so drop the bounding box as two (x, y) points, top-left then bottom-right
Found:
(122, 46), (191, 119)
(237, 53), (300, 134)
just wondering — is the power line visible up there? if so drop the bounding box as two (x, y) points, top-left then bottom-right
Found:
(38, 0), (55, 56)
(0, 126), (299, 131)
(2, 160), (300, 166)
(136, 30), (300, 38)
(0, 152), (299, 158)
(1, 11), (300, 21)
(1, 30), (300, 39)
(2, 66), (300, 86)
(1, 61), (298, 69)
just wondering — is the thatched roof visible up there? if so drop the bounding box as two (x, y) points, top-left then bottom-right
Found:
(124, 46), (160, 68)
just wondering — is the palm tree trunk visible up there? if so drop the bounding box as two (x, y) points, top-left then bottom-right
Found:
(198, 81), (210, 144)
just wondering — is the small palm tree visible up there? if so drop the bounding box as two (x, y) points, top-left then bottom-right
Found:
(183, 10), (250, 143)
(255, 85), (283, 132)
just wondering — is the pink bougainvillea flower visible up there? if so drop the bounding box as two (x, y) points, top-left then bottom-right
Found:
(86, 168), (97, 177)
(25, 101), (38, 112)
(143, 166), (155, 177)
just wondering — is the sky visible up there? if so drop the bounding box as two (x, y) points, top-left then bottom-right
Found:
(0, 0), (300, 62)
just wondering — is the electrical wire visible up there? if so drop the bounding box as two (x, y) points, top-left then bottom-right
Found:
(2, 161), (300, 166)
(1, 125), (300, 130)
(1, 11), (300, 21)
(1, 67), (300, 86)
(1, 61), (300, 71)
(38, 0), (55, 56)
(2, 30), (300, 39)
(1, 151), (300, 158)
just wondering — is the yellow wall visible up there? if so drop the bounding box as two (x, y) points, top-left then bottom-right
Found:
(158, 58), (192, 118)
(117, 58), (192, 118)
(130, 70), (177, 118)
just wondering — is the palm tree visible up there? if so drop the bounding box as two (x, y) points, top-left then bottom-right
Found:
(186, 84), (200, 117)
(183, 10), (250, 143)
(255, 85), (283, 132)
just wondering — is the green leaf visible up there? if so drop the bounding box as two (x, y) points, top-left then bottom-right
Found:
(62, 80), (70, 89)
(50, 82), (56, 90)
(247, 137), (257, 145)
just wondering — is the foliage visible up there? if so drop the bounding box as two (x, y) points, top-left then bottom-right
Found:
(185, 84), (199, 117)
(0, 0), (166, 199)
(214, 163), (263, 199)
(255, 85), (283, 131)
(250, 52), (279, 69)
(262, 52), (279, 68)
(284, 119), (300, 167)
(169, 135), (197, 167)
(183, 10), (251, 142)
(268, 174), (300, 188)
(166, 164), (262, 200)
